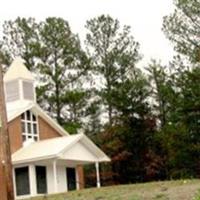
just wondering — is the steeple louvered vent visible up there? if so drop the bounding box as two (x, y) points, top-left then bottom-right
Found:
(5, 80), (20, 102)
(22, 81), (34, 100)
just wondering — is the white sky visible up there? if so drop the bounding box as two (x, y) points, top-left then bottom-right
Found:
(0, 0), (175, 68)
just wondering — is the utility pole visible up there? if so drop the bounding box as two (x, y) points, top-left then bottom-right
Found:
(0, 63), (14, 200)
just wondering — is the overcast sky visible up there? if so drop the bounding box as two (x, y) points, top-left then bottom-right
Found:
(0, 0), (175, 67)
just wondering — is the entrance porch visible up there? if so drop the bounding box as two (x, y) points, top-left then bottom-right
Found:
(12, 134), (110, 199)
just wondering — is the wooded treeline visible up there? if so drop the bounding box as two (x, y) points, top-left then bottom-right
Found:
(0, 0), (199, 185)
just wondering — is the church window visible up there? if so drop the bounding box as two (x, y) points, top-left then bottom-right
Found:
(21, 110), (39, 142)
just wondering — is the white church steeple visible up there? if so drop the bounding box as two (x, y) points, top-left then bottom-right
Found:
(4, 58), (36, 103)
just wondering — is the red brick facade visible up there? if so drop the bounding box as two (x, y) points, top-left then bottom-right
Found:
(8, 115), (62, 153)
(38, 117), (61, 140)
(8, 117), (22, 154)
(76, 165), (85, 189)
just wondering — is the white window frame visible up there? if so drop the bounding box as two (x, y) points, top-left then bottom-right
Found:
(21, 110), (39, 142)
(13, 165), (31, 198)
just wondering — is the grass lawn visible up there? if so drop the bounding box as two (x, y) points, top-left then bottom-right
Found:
(26, 179), (200, 200)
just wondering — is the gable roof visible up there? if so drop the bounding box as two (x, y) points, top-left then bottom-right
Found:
(4, 58), (34, 82)
(6, 100), (68, 136)
(12, 133), (110, 164)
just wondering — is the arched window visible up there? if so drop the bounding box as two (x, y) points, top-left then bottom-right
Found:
(21, 110), (39, 142)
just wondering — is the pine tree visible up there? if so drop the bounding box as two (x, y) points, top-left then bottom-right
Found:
(85, 15), (141, 125)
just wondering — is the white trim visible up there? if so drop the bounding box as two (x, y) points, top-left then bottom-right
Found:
(29, 165), (37, 196)
(95, 162), (101, 188)
(13, 167), (17, 199)
(59, 134), (110, 162)
(21, 110), (39, 143)
(7, 101), (34, 122)
(58, 134), (83, 156)
(19, 79), (23, 101)
(53, 160), (58, 193)
(13, 165), (32, 199)
(12, 155), (57, 165)
(12, 134), (110, 165)
(79, 134), (111, 162)
(76, 167), (80, 190)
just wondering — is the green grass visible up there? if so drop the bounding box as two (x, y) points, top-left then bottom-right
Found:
(26, 179), (200, 200)
(193, 189), (200, 200)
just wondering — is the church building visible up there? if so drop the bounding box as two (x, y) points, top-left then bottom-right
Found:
(1, 58), (110, 199)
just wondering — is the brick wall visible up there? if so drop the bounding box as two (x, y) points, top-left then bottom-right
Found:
(8, 117), (22, 154)
(38, 116), (62, 140)
(77, 165), (85, 189)
(7, 115), (62, 153)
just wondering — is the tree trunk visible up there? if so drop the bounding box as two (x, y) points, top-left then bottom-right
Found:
(108, 104), (113, 125)
(0, 64), (14, 200)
